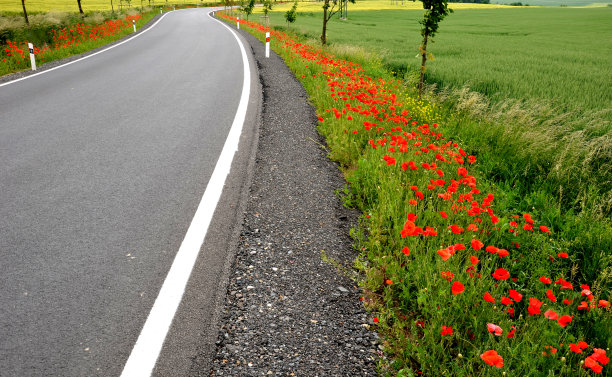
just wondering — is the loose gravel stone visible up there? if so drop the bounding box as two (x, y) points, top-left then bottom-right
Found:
(208, 29), (379, 376)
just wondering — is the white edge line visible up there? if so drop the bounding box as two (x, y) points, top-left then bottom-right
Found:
(119, 10), (251, 377)
(0, 12), (170, 88)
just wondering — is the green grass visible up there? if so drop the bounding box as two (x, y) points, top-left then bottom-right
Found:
(258, 6), (612, 124)
(258, 2), (612, 227)
(221, 14), (612, 375)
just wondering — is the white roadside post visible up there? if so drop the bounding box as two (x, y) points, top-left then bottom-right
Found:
(237, 17), (240, 29)
(133, 19), (136, 32)
(265, 32), (270, 58)
(28, 43), (36, 71)
(160, 7), (163, 13)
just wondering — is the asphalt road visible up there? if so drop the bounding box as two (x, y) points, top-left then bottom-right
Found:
(0, 9), (259, 376)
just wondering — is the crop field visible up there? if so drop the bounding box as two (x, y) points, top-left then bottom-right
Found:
(256, 4), (612, 122)
(0, 0), (206, 13)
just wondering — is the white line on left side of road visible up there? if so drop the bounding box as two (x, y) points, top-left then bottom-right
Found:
(0, 12), (170, 88)
(119, 11), (251, 377)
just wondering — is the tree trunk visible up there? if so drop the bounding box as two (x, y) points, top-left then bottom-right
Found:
(418, 30), (429, 98)
(321, 0), (328, 45)
(21, 0), (29, 26)
(77, 0), (84, 16)
(111, 0), (115, 12)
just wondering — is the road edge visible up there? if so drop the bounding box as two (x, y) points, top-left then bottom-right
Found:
(150, 13), (263, 377)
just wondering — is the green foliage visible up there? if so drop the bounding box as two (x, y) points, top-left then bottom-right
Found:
(240, 0), (255, 20)
(415, 0), (453, 96)
(284, 0), (298, 25)
(219, 12), (612, 375)
(418, 0), (452, 38)
(263, 0), (273, 16)
(0, 9), (157, 76)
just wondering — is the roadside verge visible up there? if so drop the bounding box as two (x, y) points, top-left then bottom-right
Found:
(206, 26), (379, 376)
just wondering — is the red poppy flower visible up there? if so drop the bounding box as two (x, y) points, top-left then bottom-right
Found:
(492, 268), (510, 280)
(373, 317), (379, 323)
(480, 350), (503, 368)
(592, 348), (609, 366)
(539, 276), (552, 284)
(487, 323), (503, 336)
(486, 245), (498, 254)
(501, 296), (512, 306)
(470, 255), (479, 265)
(506, 326), (515, 338)
(584, 356), (603, 374)
(540, 225), (550, 233)
(484, 292), (495, 303)
(440, 325), (453, 336)
(546, 289), (557, 303)
(449, 224), (464, 234)
(437, 247), (455, 261)
(523, 213), (535, 224)
(441, 270), (454, 282)
(557, 315), (572, 327)
(401, 220), (416, 238)
(563, 299), (573, 305)
(470, 239), (484, 251)
(544, 310), (559, 320)
(557, 252), (569, 258)
(440, 211), (448, 219)
(454, 243), (466, 251)
(401, 246), (410, 255)
(497, 249), (509, 258)
(570, 343), (584, 353)
(509, 289), (522, 302)
(528, 298), (543, 315)
(599, 300), (611, 308)
(555, 278), (574, 290)
(452, 281), (465, 295)
(578, 301), (589, 311)
(386, 279), (393, 285)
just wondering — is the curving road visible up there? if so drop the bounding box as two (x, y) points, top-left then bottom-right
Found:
(0, 9), (257, 377)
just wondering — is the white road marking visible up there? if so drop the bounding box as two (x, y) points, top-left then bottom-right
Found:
(0, 13), (170, 88)
(119, 10), (251, 377)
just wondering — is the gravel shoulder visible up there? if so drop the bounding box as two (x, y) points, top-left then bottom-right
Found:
(207, 28), (380, 376)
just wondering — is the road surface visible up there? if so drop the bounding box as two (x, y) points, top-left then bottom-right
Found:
(0, 8), (259, 376)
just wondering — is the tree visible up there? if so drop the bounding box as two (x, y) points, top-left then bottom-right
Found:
(240, 0), (255, 21)
(263, 0), (273, 16)
(77, 0), (85, 17)
(21, 0), (29, 26)
(415, 0), (452, 97)
(285, 0), (298, 28)
(321, 0), (354, 45)
(262, 0), (273, 25)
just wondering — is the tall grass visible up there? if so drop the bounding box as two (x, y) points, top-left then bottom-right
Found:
(219, 9), (612, 376)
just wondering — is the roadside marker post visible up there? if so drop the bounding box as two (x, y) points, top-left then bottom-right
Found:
(28, 43), (36, 71)
(265, 32), (270, 58)
(133, 19), (136, 32)
(237, 17), (240, 29)
(160, 7), (163, 13)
